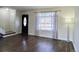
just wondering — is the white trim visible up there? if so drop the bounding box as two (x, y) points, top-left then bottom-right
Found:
(72, 41), (78, 52)
(3, 33), (20, 38)
(28, 33), (35, 36)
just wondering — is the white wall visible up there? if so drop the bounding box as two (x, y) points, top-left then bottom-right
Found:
(0, 8), (22, 34)
(15, 11), (22, 34)
(22, 7), (74, 41)
(0, 8), (16, 33)
(73, 7), (79, 52)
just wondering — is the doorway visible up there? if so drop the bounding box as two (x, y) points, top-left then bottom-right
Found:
(22, 14), (28, 35)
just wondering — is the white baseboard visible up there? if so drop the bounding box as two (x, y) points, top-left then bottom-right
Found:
(72, 41), (78, 52)
(3, 33), (21, 38)
(28, 33), (35, 36)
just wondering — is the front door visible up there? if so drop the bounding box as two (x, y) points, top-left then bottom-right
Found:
(22, 14), (28, 35)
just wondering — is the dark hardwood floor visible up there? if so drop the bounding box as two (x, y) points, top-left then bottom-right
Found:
(0, 34), (74, 52)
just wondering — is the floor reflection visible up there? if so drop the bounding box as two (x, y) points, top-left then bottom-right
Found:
(36, 41), (54, 52)
(21, 38), (27, 51)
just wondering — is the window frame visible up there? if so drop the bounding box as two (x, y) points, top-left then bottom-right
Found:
(36, 12), (56, 31)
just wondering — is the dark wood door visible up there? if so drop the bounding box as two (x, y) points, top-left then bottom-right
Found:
(22, 14), (28, 35)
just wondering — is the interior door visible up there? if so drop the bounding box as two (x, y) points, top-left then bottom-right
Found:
(22, 14), (28, 35)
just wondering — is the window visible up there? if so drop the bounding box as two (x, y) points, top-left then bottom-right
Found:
(36, 12), (56, 31)
(23, 17), (27, 26)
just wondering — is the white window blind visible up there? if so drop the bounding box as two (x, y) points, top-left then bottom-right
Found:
(36, 12), (56, 31)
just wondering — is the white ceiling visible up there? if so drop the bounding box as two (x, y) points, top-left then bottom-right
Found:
(2, 6), (53, 11)
(0, 6), (75, 12)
